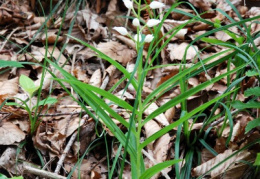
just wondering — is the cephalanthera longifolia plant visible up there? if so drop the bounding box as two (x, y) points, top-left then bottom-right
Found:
(47, 0), (260, 178)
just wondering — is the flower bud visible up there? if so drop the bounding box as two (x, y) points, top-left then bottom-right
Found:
(123, 0), (133, 9)
(149, 1), (165, 9)
(132, 18), (140, 27)
(144, 34), (154, 42)
(134, 34), (142, 42)
(146, 19), (161, 27)
(113, 27), (128, 35)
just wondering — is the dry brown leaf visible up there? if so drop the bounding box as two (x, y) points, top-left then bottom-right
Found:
(167, 43), (198, 61)
(144, 120), (162, 150)
(89, 69), (102, 87)
(164, 107), (175, 122)
(64, 155), (107, 179)
(215, 26), (238, 42)
(0, 147), (25, 175)
(0, 122), (26, 145)
(41, 30), (63, 44)
(143, 119), (171, 179)
(201, 148), (215, 163)
(144, 103), (169, 126)
(105, 0), (126, 27)
(97, 41), (136, 66)
(192, 149), (251, 177)
(29, 46), (67, 64)
(0, 77), (19, 103)
(188, 0), (214, 11)
(34, 117), (85, 156)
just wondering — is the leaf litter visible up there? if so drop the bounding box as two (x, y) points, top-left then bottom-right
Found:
(0, 0), (260, 178)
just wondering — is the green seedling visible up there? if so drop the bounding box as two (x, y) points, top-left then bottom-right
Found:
(19, 75), (39, 109)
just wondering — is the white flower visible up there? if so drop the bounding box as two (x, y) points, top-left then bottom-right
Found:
(146, 19), (161, 27)
(132, 18), (140, 27)
(123, 0), (133, 9)
(144, 34), (154, 42)
(113, 27), (128, 35)
(149, 1), (165, 9)
(134, 33), (142, 42)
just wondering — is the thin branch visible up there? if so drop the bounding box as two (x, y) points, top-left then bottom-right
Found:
(209, 109), (239, 127)
(54, 131), (78, 174)
(24, 165), (66, 179)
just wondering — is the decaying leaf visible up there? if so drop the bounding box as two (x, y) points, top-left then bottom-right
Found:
(143, 120), (171, 179)
(144, 103), (169, 126)
(0, 147), (25, 175)
(0, 122), (26, 145)
(192, 149), (251, 177)
(0, 77), (19, 103)
(167, 42), (198, 60)
(97, 41), (136, 66)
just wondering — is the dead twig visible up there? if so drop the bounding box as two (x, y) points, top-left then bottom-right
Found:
(23, 165), (66, 179)
(54, 131), (78, 174)
(38, 112), (82, 117)
(209, 109), (239, 127)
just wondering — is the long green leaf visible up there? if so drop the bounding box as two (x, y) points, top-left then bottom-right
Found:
(143, 63), (246, 126)
(140, 159), (181, 179)
(143, 49), (233, 106)
(54, 78), (134, 112)
(140, 89), (236, 149)
(0, 60), (24, 68)
(46, 58), (137, 159)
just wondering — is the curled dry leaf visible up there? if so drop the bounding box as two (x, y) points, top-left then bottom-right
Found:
(41, 30), (63, 44)
(97, 41), (136, 66)
(144, 102), (169, 126)
(29, 46), (67, 64)
(164, 107), (175, 123)
(189, 0), (214, 11)
(34, 117), (85, 155)
(0, 147), (25, 175)
(64, 155), (107, 179)
(0, 77), (18, 103)
(215, 26), (238, 42)
(89, 69), (102, 87)
(201, 148), (215, 163)
(192, 149), (251, 177)
(0, 122), (26, 145)
(143, 120), (171, 179)
(167, 42), (198, 61)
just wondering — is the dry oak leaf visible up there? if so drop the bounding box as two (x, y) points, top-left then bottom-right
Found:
(144, 103), (169, 126)
(0, 122), (26, 145)
(89, 69), (102, 88)
(188, 0), (214, 11)
(143, 120), (171, 179)
(192, 149), (251, 177)
(0, 77), (18, 103)
(0, 147), (25, 175)
(167, 43), (198, 60)
(97, 41), (136, 66)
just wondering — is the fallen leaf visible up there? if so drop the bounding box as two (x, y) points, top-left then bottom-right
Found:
(0, 122), (26, 145)
(167, 43), (198, 60)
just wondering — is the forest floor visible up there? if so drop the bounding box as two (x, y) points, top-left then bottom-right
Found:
(0, 0), (260, 178)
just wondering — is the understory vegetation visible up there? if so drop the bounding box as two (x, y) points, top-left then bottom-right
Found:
(0, 0), (260, 178)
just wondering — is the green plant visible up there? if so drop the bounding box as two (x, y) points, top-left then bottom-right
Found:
(43, 0), (260, 178)
(0, 174), (23, 179)
(5, 75), (57, 134)
(1, 0), (260, 178)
